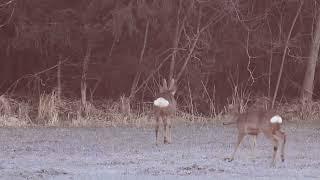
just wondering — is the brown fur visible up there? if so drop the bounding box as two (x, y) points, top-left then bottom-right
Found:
(224, 105), (286, 166)
(154, 78), (177, 145)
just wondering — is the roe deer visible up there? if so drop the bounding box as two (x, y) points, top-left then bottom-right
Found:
(153, 78), (177, 145)
(223, 104), (286, 166)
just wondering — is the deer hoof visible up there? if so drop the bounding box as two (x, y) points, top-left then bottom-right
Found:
(224, 157), (234, 162)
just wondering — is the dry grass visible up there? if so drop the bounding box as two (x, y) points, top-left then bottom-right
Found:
(226, 84), (251, 115)
(276, 99), (320, 122)
(37, 91), (111, 127)
(1, 91), (319, 128)
(249, 96), (271, 111)
(0, 95), (31, 126)
(38, 91), (59, 125)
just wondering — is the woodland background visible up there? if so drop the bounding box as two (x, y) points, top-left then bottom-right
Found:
(0, 0), (319, 125)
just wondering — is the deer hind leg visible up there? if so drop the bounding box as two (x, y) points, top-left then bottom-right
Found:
(225, 132), (245, 162)
(167, 118), (172, 143)
(263, 130), (279, 166)
(271, 139), (278, 166)
(163, 117), (169, 144)
(274, 131), (286, 162)
(281, 132), (286, 162)
(250, 135), (257, 160)
(155, 116), (160, 145)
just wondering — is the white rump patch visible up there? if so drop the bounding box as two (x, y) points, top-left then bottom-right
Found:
(270, 115), (282, 124)
(154, 97), (169, 107)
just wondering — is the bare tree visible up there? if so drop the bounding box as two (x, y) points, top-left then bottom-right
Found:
(129, 20), (150, 99)
(169, 0), (184, 81)
(81, 43), (92, 111)
(301, 8), (320, 103)
(272, 1), (303, 108)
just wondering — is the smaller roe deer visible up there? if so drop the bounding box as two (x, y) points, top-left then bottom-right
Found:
(153, 78), (177, 145)
(223, 104), (286, 166)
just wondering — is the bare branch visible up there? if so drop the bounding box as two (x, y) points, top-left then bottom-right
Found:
(133, 53), (172, 95)
(0, 0), (14, 8)
(129, 20), (150, 99)
(245, 31), (255, 85)
(3, 58), (69, 95)
(272, 0), (303, 108)
(0, 0), (15, 28)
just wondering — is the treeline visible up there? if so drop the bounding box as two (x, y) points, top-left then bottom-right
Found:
(0, 0), (319, 116)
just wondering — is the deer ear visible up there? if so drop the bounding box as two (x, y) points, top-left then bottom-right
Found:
(171, 87), (177, 95)
(169, 79), (177, 95)
(159, 86), (164, 93)
(159, 79), (167, 93)
(168, 78), (175, 90)
(162, 78), (168, 89)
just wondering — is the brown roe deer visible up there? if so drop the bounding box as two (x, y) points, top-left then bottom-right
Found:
(223, 104), (286, 166)
(153, 78), (177, 145)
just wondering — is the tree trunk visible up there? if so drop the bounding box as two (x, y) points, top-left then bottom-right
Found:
(1, 40), (14, 91)
(271, 1), (303, 108)
(57, 56), (62, 101)
(169, 0), (183, 80)
(301, 10), (320, 103)
(81, 44), (92, 112)
(129, 21), (149, 99)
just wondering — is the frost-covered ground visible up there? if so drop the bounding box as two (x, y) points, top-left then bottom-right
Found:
(0, 122), (319, 179)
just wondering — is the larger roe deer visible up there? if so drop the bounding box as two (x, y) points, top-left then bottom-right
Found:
(223, 104), (286, 166)
(153, 78), (177, 145)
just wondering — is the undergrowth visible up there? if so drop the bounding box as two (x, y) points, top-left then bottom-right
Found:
(0, 92), (318, 127)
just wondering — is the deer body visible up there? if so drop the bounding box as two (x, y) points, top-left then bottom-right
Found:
(153, 79), (177, 145)
(224, 108), (286, 166)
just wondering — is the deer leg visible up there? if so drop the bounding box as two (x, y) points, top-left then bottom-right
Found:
(155, 116), (160, 145)
(263, 130), (278, 167)
(271, 139), (278, 166)
(167, 119), (172, 143)
(250, 135), (257, 160)
(281, 132), (286, 162)
(163, 118), (169, 144)
(274, 131), (286, 162)
(225, 132), (245, 162)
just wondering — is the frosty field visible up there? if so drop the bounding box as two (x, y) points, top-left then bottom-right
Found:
(0, 122), (319, 179)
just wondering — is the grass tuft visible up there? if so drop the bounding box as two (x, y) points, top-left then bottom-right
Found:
(0, 95), (31, 126)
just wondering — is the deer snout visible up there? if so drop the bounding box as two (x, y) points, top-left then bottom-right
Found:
(154, 97), (169, 108)
(270, 115), (282, 124)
